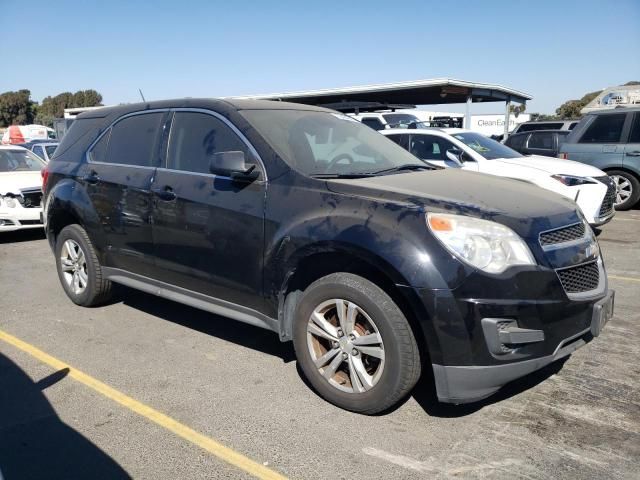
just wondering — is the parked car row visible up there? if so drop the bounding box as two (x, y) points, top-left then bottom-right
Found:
(382, 128), (615, 227)
(41, 99), (614, 414)
(0, 145), (46, 232)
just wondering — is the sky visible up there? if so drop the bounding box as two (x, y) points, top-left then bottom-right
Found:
(1, 0), (639, 115)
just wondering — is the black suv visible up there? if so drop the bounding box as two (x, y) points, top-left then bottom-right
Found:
(43, 99), (614, 414)
(505, 130), (570, 157)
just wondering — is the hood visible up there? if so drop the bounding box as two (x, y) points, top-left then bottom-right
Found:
(493, 155), (605, 177)
(0, 171), (42, 194)
(325, 169), (581, 238)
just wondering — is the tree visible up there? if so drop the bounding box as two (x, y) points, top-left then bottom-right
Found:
(0, 90), (36, 127)
(555, 89), (602, 119)
(35, 89), (103, 126)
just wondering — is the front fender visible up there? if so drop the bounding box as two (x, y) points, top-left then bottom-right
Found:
(264, 183), (472, 303)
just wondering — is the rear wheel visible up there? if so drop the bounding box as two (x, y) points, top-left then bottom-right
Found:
(55, 224), (112, 306)
(608, 170), (640, 210)
(292, 273), (421, 414)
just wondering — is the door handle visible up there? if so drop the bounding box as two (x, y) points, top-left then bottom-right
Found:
(83, 170), (100, 185)
(153, 185), (176, 201)
(625, 151), (640, 157)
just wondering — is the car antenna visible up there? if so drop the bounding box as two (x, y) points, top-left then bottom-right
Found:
(138, 89), (146, 102)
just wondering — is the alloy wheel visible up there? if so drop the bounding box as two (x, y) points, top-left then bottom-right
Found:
(60, 239), (88, 295)
(611, 174), (632, 206)
(306, 299), (385, 393)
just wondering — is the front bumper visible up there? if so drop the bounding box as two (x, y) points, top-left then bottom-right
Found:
(0, 207), (43, 232)
(573, 179), (616, 226)
(402, 269), (613, 404)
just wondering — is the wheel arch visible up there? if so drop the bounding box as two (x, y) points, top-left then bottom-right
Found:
(602, 166), (640, 180)
(276, 248), (436, 369)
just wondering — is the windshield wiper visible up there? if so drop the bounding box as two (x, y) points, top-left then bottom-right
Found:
(370, 164), (433, 175)
(310, 173), (377, 179)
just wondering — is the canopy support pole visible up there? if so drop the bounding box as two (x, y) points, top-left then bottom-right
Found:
(503, 98), (511, 140)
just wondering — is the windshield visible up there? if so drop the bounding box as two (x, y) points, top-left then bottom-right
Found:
(241, 110), (429, 176)
(0, 149), (46, 172)
(452, 132), (523, 160)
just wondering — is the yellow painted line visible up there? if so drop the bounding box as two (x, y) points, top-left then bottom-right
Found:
(0, 329), (287, 480)
(609, 275), (640, 283)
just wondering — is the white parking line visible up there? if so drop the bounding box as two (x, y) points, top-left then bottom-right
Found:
(362, 447), (523, 476)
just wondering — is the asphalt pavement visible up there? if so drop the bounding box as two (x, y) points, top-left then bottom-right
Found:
(0, 211), (638, 480)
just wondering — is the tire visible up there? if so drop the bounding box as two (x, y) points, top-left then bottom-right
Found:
(608, 170), (640, 211)
(292, 272), (421, 414)
(55, 224), (112, 307)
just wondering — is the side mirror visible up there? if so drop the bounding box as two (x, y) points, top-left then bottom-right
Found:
(209, 151), (259, 182)
(445, 148), (464, 167)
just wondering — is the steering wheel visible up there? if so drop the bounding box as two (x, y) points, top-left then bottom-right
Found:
(326, 153), (355, 172)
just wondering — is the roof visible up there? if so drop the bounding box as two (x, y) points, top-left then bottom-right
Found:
(75, 98), (330, 121)
(585, 106), (640, 115)
(229, 78), (532, 107)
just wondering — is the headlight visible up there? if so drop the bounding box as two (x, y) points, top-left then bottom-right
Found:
(551, 174), (596, 186)
(427, 213), (536, 274)
(1, 196), (17, 208)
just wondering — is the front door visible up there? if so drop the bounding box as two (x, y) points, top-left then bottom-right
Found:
(151, 110), (266, 311)
(81, 111), (167, 277)
(409, 134), (479, 171)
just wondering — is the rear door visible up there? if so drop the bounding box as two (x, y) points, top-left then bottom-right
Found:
(150, 110), (266, 311)
(82, 110), (167, 277)
(564, 112), (629, 169)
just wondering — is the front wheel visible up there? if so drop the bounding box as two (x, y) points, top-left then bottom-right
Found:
(609, 170), (640, 210)
(292, 273), (421, 414)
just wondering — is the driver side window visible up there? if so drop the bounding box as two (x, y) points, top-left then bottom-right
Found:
(409, 135), (457, 161)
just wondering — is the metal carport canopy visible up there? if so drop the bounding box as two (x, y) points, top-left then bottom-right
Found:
(230, 78), (531, 107)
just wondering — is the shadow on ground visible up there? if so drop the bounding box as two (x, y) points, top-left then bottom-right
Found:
(0, 353), (130, 479)
(118, 286), (296, 363)
(0, 229), (46, 244)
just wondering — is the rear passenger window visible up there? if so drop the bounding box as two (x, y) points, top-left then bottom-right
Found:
(579, 113), (626, 143)
(528, 132), (554, 150)
(167, 112), (250, 174)
(89, 129), (110, 163)
(107, 113), (165, 167)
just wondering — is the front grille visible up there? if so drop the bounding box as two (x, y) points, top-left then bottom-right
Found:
(596, 176), (616, 217)
(19, 219), (42, 225)
(19, 189), (43, 208)
(556, 261), (600, 293)
(539, 222), (586, 246)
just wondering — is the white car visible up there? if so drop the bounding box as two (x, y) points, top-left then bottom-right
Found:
(382, 128), (616, 227)
(0, 146), (46, 232)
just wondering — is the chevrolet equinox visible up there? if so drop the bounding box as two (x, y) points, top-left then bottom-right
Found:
(42, 99), (614, 414)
